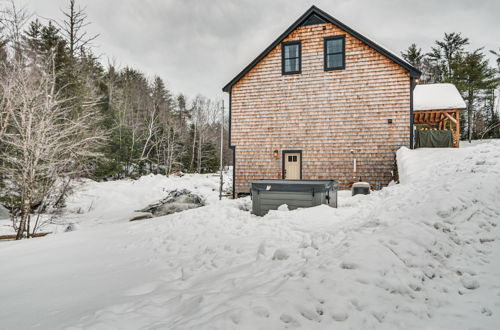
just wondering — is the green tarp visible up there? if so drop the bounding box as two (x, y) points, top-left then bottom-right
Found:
(415, 130), (453, 148)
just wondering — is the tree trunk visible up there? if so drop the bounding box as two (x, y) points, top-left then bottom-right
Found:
(26, 214), (31, 238)
(190, 124), (197, 171)
(197, 133), (202, 173)
(16, 193), (31, 240)
(467, 91), (474, 143)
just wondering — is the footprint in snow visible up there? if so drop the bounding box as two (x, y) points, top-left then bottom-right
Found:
(252, 306), (270, 318)
(229, 311), (242, 324)
(331, 311), (349, 322)
(340, 261), (358, 270)
(280, 313), (301, 327)
(299, 307), (321, 322)
(372, 311), (386, 323)
(272, 249), (289, 260)
(481, 307), (493, 316)
(124, 281), (160, 296)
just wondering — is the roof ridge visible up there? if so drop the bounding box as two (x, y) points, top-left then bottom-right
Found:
(222, 6), (421, 92)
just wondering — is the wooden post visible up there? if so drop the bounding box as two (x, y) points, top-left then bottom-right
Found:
(455, 110), (460, 148)
(219, 100), (224, 200)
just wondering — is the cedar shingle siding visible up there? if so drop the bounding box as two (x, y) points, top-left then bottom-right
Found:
(227, 10), (414, 195)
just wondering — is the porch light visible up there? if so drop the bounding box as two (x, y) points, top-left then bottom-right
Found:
(273, 150), (279, 158)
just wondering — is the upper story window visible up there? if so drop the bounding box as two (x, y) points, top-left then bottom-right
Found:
(282, 41), (301, 75)
(324, 36), (345, 71)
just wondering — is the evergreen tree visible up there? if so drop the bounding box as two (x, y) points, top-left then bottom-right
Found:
(427, 32), (469, 82)
(453, 49), (497, 141)
(401, 43), (425, 71)
(200, 141), (219, 173)
(23, 20), (69, 73)
(175, 93), (190, 122)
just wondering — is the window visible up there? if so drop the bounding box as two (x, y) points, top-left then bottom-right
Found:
(324, 36), (345, 71)
(288, 155), (298, 162)
(282, 41), (301, 75)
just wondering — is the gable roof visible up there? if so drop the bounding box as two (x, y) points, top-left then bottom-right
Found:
(222, 6), (421, 92)
(413, 83), (467, 111)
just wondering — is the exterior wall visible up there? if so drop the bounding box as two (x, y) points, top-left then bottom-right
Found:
(230, 22), (410, 194)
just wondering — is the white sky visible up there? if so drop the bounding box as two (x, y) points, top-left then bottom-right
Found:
(11, 0), (500, 102)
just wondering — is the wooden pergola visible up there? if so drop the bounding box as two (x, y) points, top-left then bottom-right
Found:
(413, 109), (461, 147)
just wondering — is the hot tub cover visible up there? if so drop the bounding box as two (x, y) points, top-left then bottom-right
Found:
(251, 179), (337, 193)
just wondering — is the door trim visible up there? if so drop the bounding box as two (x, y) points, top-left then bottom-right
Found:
(282, 149), (302, 180)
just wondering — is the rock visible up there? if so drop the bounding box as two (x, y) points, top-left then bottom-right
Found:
(171, 171), (184, 177)
(130, 212), (153, 221)
(136, 189), (205, 218)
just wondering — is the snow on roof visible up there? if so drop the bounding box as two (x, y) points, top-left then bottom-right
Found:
(414, 83), (467, 111)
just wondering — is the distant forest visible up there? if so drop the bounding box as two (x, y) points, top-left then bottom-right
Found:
(1, 0), (230, 181)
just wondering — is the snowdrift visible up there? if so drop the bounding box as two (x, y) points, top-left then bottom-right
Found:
(0, 142), (499, 329)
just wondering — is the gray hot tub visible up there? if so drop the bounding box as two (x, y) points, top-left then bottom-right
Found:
(251, 179), (338, 216)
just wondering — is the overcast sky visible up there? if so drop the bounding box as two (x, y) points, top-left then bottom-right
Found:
(13, 0), (500, 101)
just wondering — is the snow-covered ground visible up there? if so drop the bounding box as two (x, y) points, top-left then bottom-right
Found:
(0, 172), (231, 235)
(1, 141), (499, 329)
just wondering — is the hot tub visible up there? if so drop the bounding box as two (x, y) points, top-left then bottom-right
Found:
(250, 179), (338, 216)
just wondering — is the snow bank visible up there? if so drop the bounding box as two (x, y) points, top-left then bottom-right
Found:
(0, 143), (499, 329)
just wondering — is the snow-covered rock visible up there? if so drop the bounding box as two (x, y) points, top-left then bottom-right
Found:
(135, 189), (205, 219)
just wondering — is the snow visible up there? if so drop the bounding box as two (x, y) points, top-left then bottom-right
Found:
(414, 83), (467, 111)
(0, 172), (230, 235)
(1, 142), (500, 329)
(460, 139), (498, 148)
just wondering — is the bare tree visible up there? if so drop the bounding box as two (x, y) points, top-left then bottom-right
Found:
(0, 57), (104, 239)
(139, 104), (159, 161)
(0, 0), (30, 60)
(58, 0), (98, 58)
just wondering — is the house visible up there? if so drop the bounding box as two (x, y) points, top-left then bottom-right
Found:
(222, 6), (462, 197)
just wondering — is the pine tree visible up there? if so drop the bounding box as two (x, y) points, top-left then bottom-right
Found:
(401, 43), (424, 70)
(427, 32), (469, 82)
(175, 93), (190, 122)
(23, 20), (71, 83)
(453, 49), (497, 141)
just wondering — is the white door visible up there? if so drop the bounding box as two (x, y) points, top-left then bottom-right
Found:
(284, 152), (301, 179)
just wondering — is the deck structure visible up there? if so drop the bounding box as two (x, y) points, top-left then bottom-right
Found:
(413, 83), (467, 148)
